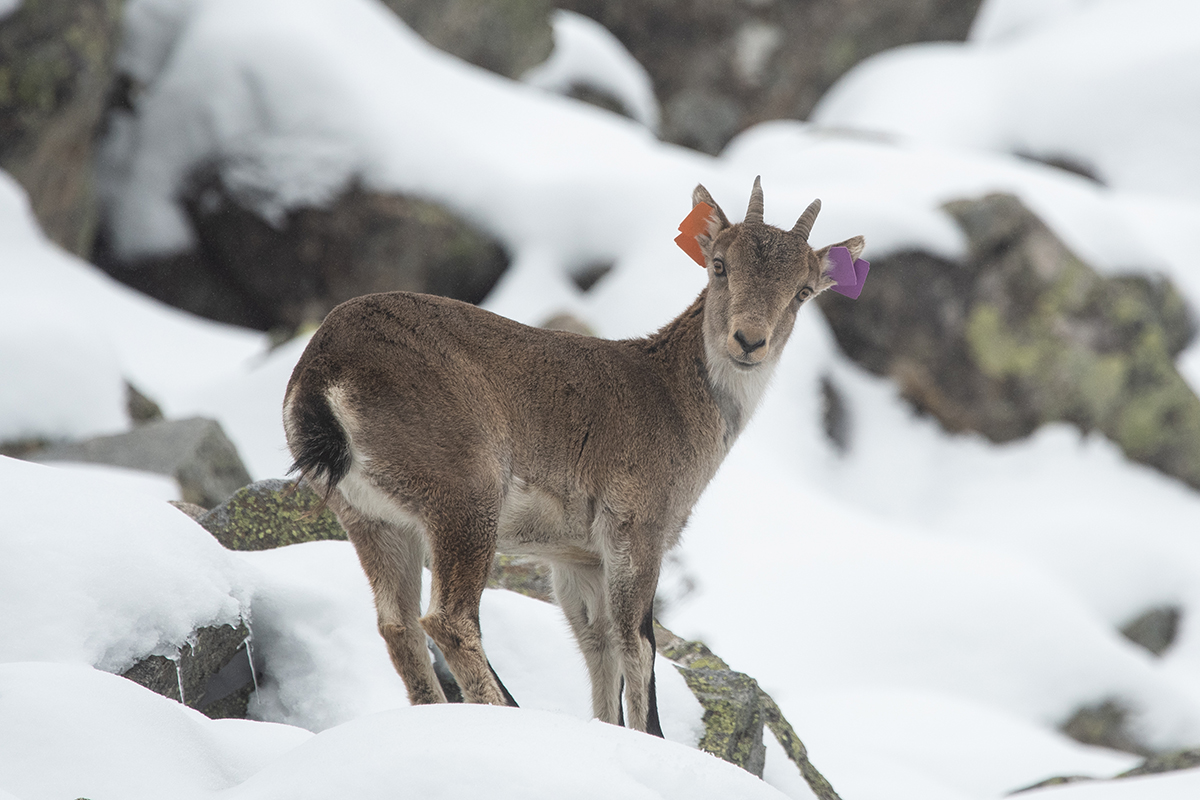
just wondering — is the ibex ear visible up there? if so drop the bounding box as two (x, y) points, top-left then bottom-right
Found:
(676, 185), (732, 267)
(815, 236), (869, 299)
(692, 184), (731, 238)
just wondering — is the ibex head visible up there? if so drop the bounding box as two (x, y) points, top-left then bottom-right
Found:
(693, 177), (865, 371)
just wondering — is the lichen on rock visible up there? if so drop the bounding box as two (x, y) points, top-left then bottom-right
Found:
(199, 478), (346, 551)
(819, 192), (1200, 493)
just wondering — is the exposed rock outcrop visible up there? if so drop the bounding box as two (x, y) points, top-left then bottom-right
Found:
(30, 417), (251, 508)
(1120, 605), (1182, 657)
(818, 193), (1200, 492)
(198, 478), (346, 551)
(381, 0), (553, 80)
(94, 175), (511, 333)
(555, 0), (983, 154)
(1014, 745), (1200, 793)
(0, 0), (123, 256)
(122, 620), (257, 719)
(1059, 698), (1152, 757)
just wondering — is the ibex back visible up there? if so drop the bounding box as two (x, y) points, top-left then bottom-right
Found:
(283, 178), (864, 734)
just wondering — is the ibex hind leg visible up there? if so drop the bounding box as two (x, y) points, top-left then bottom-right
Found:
(420, 492), (518, 707)
(553, 562), (622, 724)
(328, 493), (447, 705)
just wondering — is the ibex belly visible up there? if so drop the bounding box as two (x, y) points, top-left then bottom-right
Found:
(495, 477), (599, 564)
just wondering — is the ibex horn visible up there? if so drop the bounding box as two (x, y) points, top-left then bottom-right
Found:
(744, 176), (764, 224)
(792, 199), (821, 240)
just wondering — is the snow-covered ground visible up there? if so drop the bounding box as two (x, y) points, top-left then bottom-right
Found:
(4, 0), (1200, 797)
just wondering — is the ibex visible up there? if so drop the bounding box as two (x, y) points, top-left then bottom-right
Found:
(283, 178), (865, 734)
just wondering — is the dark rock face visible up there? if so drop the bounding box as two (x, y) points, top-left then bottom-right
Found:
(199, 478), (346, 551)
(122, 620), (258, 719)
(0, 0), (123, 256)
(556, 0), (983, 154)
(94, 175), (511, 333)
(1120, 605), (1182, 657)
(30, 417), (252, 508)
(1060, 698), (1152, 757)
(381, 0), (553, 79)
(818, 193), (1200, 492)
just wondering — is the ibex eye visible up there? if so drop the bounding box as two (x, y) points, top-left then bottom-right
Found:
(712, 257), (727, 276)
(796, 286), (813, 302)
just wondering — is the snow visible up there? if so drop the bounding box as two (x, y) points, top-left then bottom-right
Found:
(0, 172), (267, 442)
(226, 705), (782, 800)
(522, 9), (661, 132)
(6, 0), (1200, 798)
(0, 457), (247, 672)
(812, 0), (1200, 202)
(0, 662), (311, 800)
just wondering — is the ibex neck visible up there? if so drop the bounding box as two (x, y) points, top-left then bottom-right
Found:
(640, 288), (775, 448)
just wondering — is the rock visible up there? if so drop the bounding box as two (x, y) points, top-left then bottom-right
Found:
(30, 417), (251, 508)
(121, 620), (258, 719)
(94, 175), (511, 333)
(1060, 698), (1153, 757)
(0, 0), (123, 256)
(125, 381), (164, 425)
(1012, 746), (1200, 793)
(381, 0), (553, 80)
(199, 478), (346, 551)
(488, 554), (554, 602)
(169, 500), (208, 521)
(1118, 747), (1200, 777)
(655, 624), (843, 799)
(820, 373), (850, 454)
(677, 668), (767, 778)
(1012, 775), (1097, 794)
(818, 193), (1200, 493)
(539, 313), (595, 336)
(555, 0), (982, 154)
(1120, 605), (1182, 657)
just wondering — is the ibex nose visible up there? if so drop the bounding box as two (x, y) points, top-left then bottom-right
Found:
(733, 330), (766, 355)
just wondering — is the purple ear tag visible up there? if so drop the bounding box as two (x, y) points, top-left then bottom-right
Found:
(826, 246), (870, 300)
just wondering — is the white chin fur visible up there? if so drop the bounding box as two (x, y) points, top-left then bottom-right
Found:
(703, 336), (777, 430)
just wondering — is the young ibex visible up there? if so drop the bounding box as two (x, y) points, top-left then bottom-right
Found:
(283, 178), (864, 734)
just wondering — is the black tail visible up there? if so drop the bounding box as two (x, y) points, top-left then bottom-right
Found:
(287, 385), (352, 508)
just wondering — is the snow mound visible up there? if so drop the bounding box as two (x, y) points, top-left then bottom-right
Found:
(0, 457), (247, 672)
(522, 9), (661, 132)
(812, 0), (1200, 201)
(227, 704), (784, 800)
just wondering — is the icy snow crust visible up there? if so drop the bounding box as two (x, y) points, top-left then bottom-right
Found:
(6, 0), (1200, 797)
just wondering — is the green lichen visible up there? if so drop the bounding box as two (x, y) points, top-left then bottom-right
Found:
(964, 303), (1042, 379)
(677, 667), (766, 777)
(199, 479), (346, 551)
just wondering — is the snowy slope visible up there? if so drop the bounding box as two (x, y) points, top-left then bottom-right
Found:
(5, 0), (1200, 798)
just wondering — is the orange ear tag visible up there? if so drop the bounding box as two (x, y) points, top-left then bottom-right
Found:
(674, 202), (713, 267)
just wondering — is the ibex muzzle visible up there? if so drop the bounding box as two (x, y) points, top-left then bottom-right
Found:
(283, 178), (865, 734)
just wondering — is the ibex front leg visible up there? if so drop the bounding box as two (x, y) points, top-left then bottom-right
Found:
(420, 493), (518, 707)
(606, 539), (664, 737)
